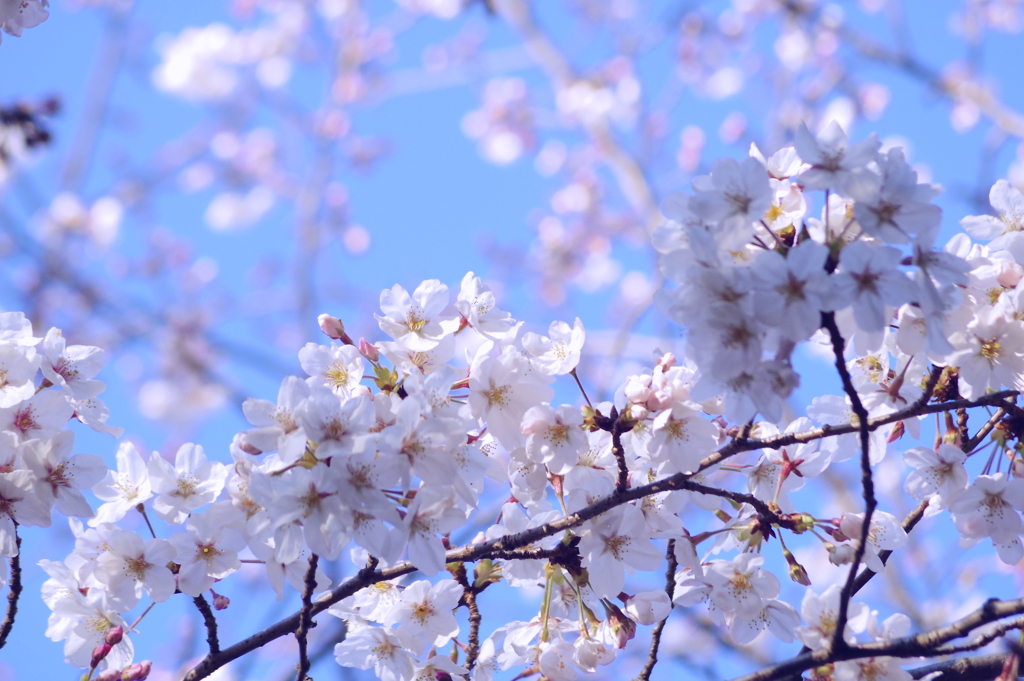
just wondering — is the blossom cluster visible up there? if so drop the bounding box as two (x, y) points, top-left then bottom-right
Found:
(10, 125), (1024, 681)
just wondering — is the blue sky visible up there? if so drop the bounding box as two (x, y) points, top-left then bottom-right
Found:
(2, 1), (1024, 679)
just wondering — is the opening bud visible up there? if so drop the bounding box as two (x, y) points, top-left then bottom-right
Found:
(121, 661), (152, 681)
(211, 590), (230, 610)
(317, 314), (354, 344)
(91, 643), (113, 669)
(359, 338), (380, 362)
(105, 625), (124, 645)
(95, 670), (122, 681)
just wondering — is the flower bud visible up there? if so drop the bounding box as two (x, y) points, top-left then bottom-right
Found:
(601, 600), (637, 649)
(359, 338), (380, 362)
(91, 643), (112, 669)
(212, 591), (230, 610)
(105, 625), (124, 646)
(827, 542), (856, 566)
(95, 670), (121, 681)
(121, 661), (152, 681)
(789, 562), (812, 586)
(886, 420), (905, 443)
(624, 590), (672, 625)
(317, 313), (347, 340)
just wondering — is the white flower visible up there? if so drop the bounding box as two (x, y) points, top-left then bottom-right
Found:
(834, 657), (911, 681)
(167, 503), (246, 596)
(52, 591), (133, 670)
(0, 470), (52, 555)
(794, 121), (879, 192)
(538, 638), (577, 681)
(91, 441), (153, 527)
(39, 328), (106, 400)
(838, 510), (908, 572)
(624, 590), (672, 625)
(0, 0), (49, 44)
(397, 486), (465, 576)
(148, 443), (228, 525)
(0, 343), (38, 408)
(298, 389), (375, 459)
(578, 505), (663, 598)
(752, 240), (834, 342)
(522, 318), (586, 376)
(23, 431), (106, 519)
(904, 444), (968, 506)
(94, 529), (176, 608)
(703, 553), (780, 618)
(521, 404), (587, 475)
(299, 342), (364, 396)
(794, 584), (869, 650)
(950, 473), (1024, 564)
(335, 626), (415, 681)
(240, 374), (309, 462)
(948, 315), (1024, 400)
(690, 156), (773, 244)
(0, 389), (74, 442)
(961, 179), (1024, 249)
(833, 242), (918, 333)
(383, 578), (462, 655)
(468, 347), (553, 450)
(647, 404), (718, 474)
(375, 279), (457, 351)
(846, 148), (941, 243)
(457, 271), (515, 339)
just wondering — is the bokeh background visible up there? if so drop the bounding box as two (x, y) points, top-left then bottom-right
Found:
(1, 0), (1023, 679)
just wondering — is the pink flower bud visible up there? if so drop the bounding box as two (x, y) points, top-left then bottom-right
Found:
(318, 313), (346, 340)
(105, 625), (124, 645)
(359, 338), (380, 362)
(601, 601), (637, 648)
(212, 591), (230, 610)
(95, 669), (121, 681)
(120, 661), (152, 681)
(91, 643), (112, 669)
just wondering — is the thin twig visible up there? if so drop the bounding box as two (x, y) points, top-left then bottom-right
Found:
(822, 312), (874, 653)
(193, 595), (220, 655)
(0, 527), (21, 649)
(181, 390), (1023, 681)
(636, 539), (677, 681)
(294, 554), (320, 681)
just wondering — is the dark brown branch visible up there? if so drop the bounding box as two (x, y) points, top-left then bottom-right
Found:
(932, 615), (1024, 656)
(637, 539), (677, 681)
(728, 597), (1024, 681)
(0, 528), (21, 650)
(910, 653), (1021, 681)
(181, 390), (1023, 681)
(294, 554), (319, 681)
(451, 563), (483, 671)
(822, 312), (875, 653)
(193, 595), (220, 655)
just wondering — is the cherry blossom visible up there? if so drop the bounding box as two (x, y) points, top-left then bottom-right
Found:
(148, 443), (228, 525)
(522, 318), (586, 376)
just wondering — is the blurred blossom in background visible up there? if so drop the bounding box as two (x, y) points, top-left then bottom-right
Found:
(2, 0), (1024, 678)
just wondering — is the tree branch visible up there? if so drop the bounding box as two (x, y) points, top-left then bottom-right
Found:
(294, 554), (319, 681)
(822, 312), (875, 653)
(193, 595), (220, 655)
(0, 527), (21, 650)
(727, 597), (1024, 681)
(636, 539), (677, 681)
(181, 389), (1023, 681)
